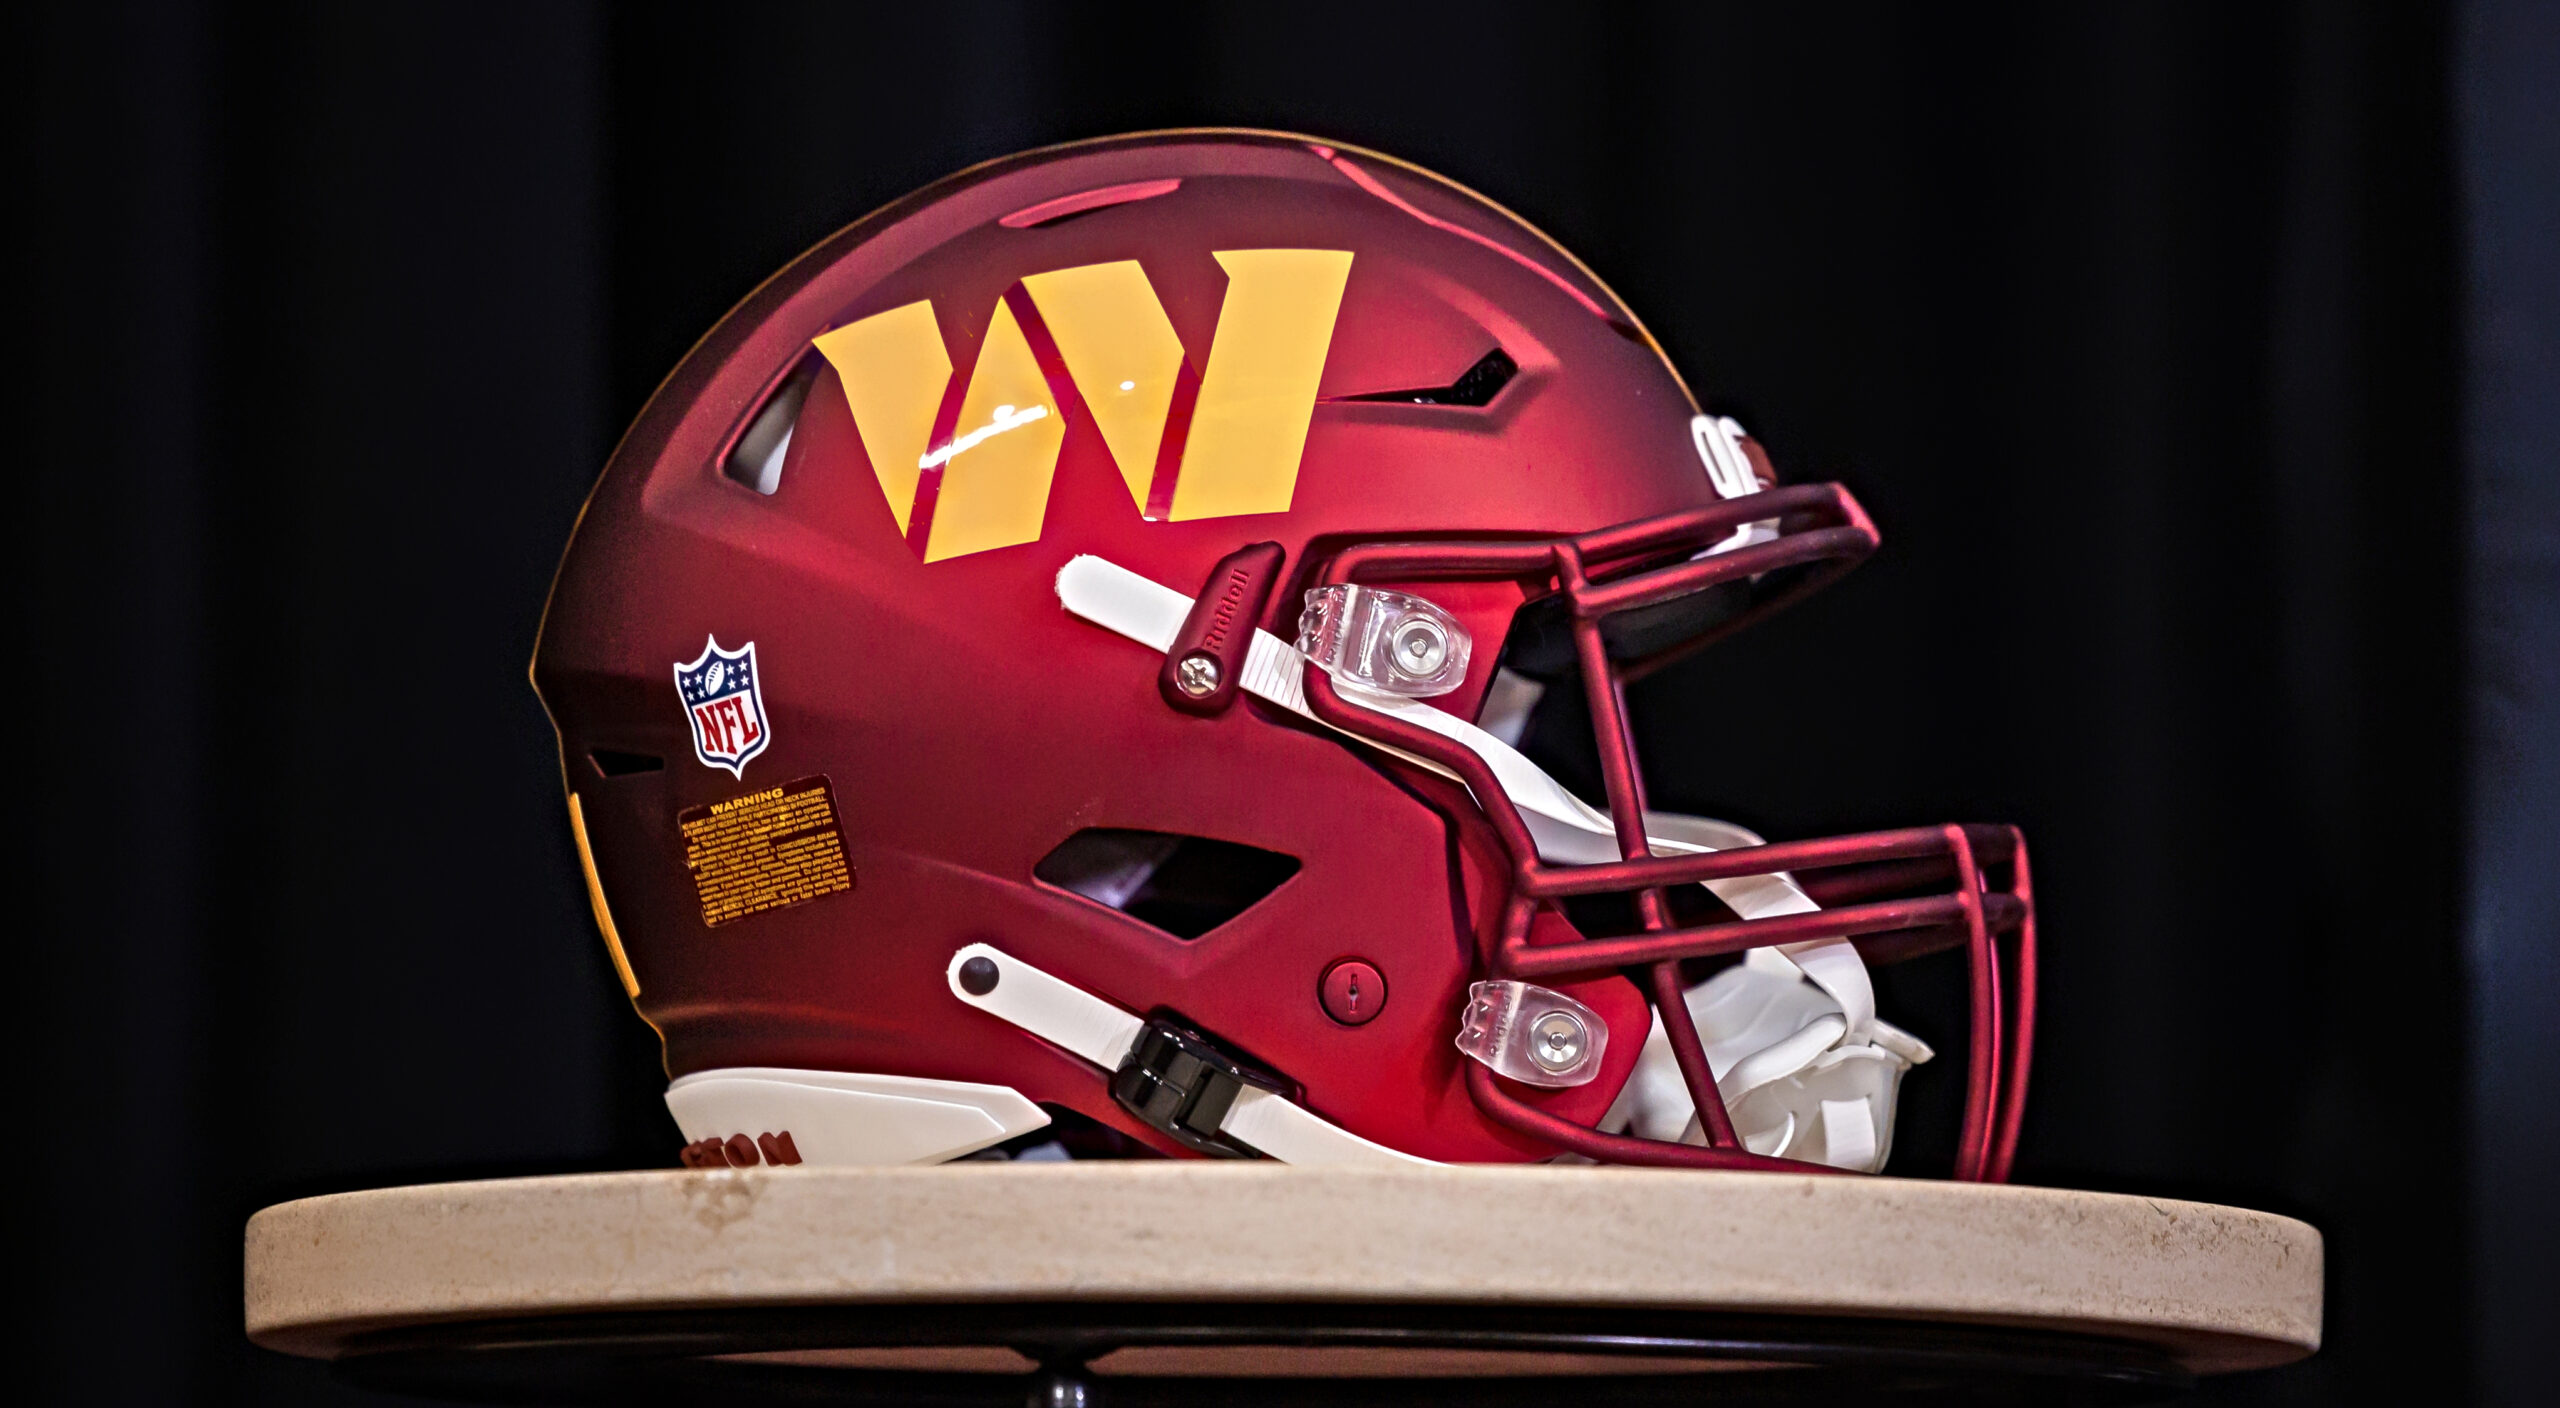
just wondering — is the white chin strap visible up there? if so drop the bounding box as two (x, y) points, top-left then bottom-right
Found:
(1055, 556), (1926, 1171)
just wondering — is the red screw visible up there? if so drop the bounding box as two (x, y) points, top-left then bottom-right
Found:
(1320, 959), (1387, 1026)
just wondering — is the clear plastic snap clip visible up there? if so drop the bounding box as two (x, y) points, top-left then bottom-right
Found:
(1454, 980), (1608, 1087)
(1296, 584), (1472, 698)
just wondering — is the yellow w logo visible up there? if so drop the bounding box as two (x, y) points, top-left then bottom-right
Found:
(812, 250), (1352, 563)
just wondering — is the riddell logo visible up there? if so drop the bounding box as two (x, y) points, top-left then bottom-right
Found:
(812, 250), (1353, 563)
(1198, 558), (1256, 656)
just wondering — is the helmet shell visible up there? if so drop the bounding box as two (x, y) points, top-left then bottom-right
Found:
(534, 130), (1727, 1160)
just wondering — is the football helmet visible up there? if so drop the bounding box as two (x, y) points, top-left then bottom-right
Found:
(533, 130), (2035, 1178)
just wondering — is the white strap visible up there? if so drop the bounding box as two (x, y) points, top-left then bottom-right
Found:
(947, 942), (1144, 1069)
(1221, 1085), (1434, 1166)
(1054, 555), (1874, 1041)
(946, 942), (1429, 1166)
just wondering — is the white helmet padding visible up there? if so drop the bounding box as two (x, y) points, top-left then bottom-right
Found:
(1606, 947), (1934, 1172)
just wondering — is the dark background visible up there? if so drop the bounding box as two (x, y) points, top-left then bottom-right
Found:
(15, 2), (2556, 1404)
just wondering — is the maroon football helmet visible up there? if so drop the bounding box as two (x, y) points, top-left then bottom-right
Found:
(533, 130), (2034, 1178)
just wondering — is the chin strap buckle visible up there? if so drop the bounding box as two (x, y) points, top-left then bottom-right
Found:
(1110, 1019), (1287, 1158)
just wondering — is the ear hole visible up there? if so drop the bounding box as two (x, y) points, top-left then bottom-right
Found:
(588, 749), (665, 777)
(1033, 828), (1301, 940)
(723, 357), (819, 494)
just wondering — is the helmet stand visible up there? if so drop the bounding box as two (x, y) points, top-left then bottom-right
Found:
(247, 1164), (2321, 1404)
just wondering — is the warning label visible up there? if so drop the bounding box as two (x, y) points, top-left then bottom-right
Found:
(678, 775), (853, 928)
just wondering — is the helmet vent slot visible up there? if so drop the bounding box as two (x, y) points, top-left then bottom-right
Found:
(1334, 346), (1517, 407)
(587, 748), (665, 777)
(1033, 828), (1300, 940)
(722, 356), (819, 495)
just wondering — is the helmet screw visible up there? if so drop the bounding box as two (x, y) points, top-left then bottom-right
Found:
(1527, 1010), (1588, 1073)
(1174, 653), (1221, 697)
(1319, 959), (1387, 1026)
(958, 955), (1000, 995)
(1390, 618), (1448, 678)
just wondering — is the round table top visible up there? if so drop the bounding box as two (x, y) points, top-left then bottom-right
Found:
(246, 1164), (2319, 1398)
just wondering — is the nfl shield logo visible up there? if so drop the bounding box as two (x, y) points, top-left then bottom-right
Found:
(674, 636), (771, 777)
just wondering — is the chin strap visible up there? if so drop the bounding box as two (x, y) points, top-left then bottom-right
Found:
(946, 943), (1432, 1166)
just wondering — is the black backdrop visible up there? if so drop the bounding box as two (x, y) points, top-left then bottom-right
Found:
(16, 3), (2550, 1404)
